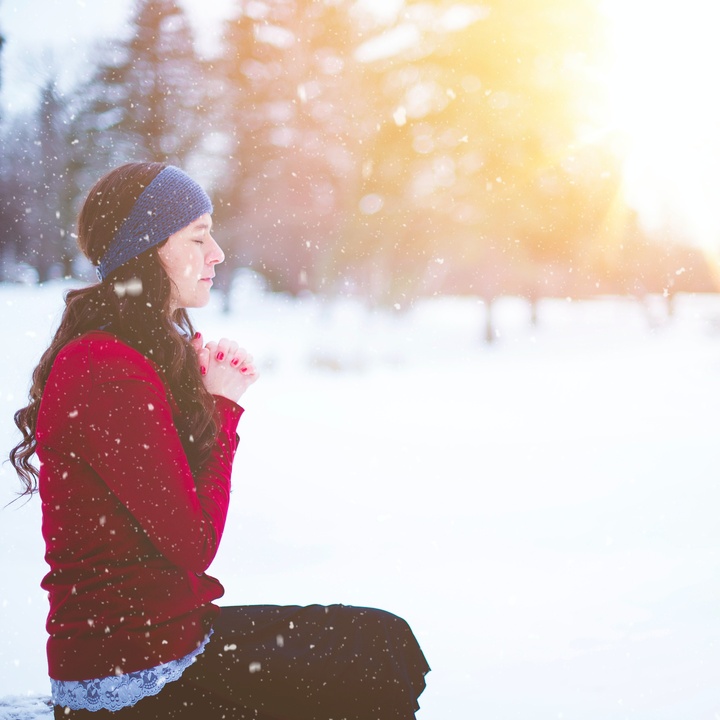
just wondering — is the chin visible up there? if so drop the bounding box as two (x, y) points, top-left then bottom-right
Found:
(191, 294), (212, 309)
(177, 289), (212, 310)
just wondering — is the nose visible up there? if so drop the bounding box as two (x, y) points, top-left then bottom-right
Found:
(207, 235), (225, 266)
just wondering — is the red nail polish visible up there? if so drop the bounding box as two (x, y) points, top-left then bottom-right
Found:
(201, 366), (207, 375)
(194, 332), (201, 339)
(217, 352), (224, 361)
(231, 358), (240, 366)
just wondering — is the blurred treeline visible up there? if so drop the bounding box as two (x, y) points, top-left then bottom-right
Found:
(0, 0), (715, 308)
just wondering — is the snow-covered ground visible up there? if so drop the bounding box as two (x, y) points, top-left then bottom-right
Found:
(2, 279), (720, 719)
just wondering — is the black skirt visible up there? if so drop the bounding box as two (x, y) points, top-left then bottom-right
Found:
(54, 604), (430, 719)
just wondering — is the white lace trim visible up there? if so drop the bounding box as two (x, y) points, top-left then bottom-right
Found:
(50, 630), (213, 712)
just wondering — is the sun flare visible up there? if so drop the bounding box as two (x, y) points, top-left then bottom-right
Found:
(600, 0), (720, 247)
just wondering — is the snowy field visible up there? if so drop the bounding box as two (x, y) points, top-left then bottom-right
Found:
(2, 279), (720, 719)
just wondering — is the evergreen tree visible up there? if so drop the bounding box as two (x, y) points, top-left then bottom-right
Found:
(1, 111), (43, 281)
(77, 0), (210, 168)
(213, 0), (375, 296)
(356, 0), (623, 303)
(33, 80), (81, 280)
(0, 28), (4, 104)
(5, 81), (79, 282)
(0, 27), (10, 278)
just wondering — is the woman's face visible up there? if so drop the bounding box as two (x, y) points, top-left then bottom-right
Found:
(157, 213), (224, 311)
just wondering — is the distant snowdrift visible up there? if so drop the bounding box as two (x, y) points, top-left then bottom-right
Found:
(0, 695), (51, 720)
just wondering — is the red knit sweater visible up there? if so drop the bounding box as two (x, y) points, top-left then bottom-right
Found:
(36, 331), (243, 681)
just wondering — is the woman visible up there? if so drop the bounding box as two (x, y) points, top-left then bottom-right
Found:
(10, 162), (430, 719)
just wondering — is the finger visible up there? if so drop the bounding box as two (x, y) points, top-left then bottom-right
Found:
(229, 347), (248, 367)
(197, 347), (210, 376)
(204, 342), (219, 369)
(230, 349), (248, 368)
(215, 337), (232, 362)
(239, 362), (258, 376)
(224, 343), (240, 366)
(190, 332), (203, 353)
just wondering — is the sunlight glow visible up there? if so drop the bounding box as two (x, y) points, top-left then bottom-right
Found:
(601, 0), (720, 247)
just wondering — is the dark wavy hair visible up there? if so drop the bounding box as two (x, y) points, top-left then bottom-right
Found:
(10, 162), (219, 496)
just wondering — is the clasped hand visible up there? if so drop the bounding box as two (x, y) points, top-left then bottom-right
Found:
(191, 333), (258, 403)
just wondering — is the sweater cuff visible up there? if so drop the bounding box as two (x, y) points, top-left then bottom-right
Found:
(213, 394), (244, 432)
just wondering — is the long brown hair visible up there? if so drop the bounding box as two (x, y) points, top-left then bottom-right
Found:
(10, 162), (219, 496)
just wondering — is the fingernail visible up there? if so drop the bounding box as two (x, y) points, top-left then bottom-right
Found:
(216, 352), (224, 361)
(201, 366), (207, 375)
(194, 332), (201, 339)
(240, 367), (248, 373)
(231, 358), (240, 367)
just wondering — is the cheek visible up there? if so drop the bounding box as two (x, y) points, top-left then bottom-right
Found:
(159, 246), (205, 283)
(176, 253), (202, 279)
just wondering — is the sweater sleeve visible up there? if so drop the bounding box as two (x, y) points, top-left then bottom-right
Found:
(81, 361), (242, 575)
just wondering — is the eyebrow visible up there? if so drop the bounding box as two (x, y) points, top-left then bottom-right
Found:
(191, 221), (212, 232)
